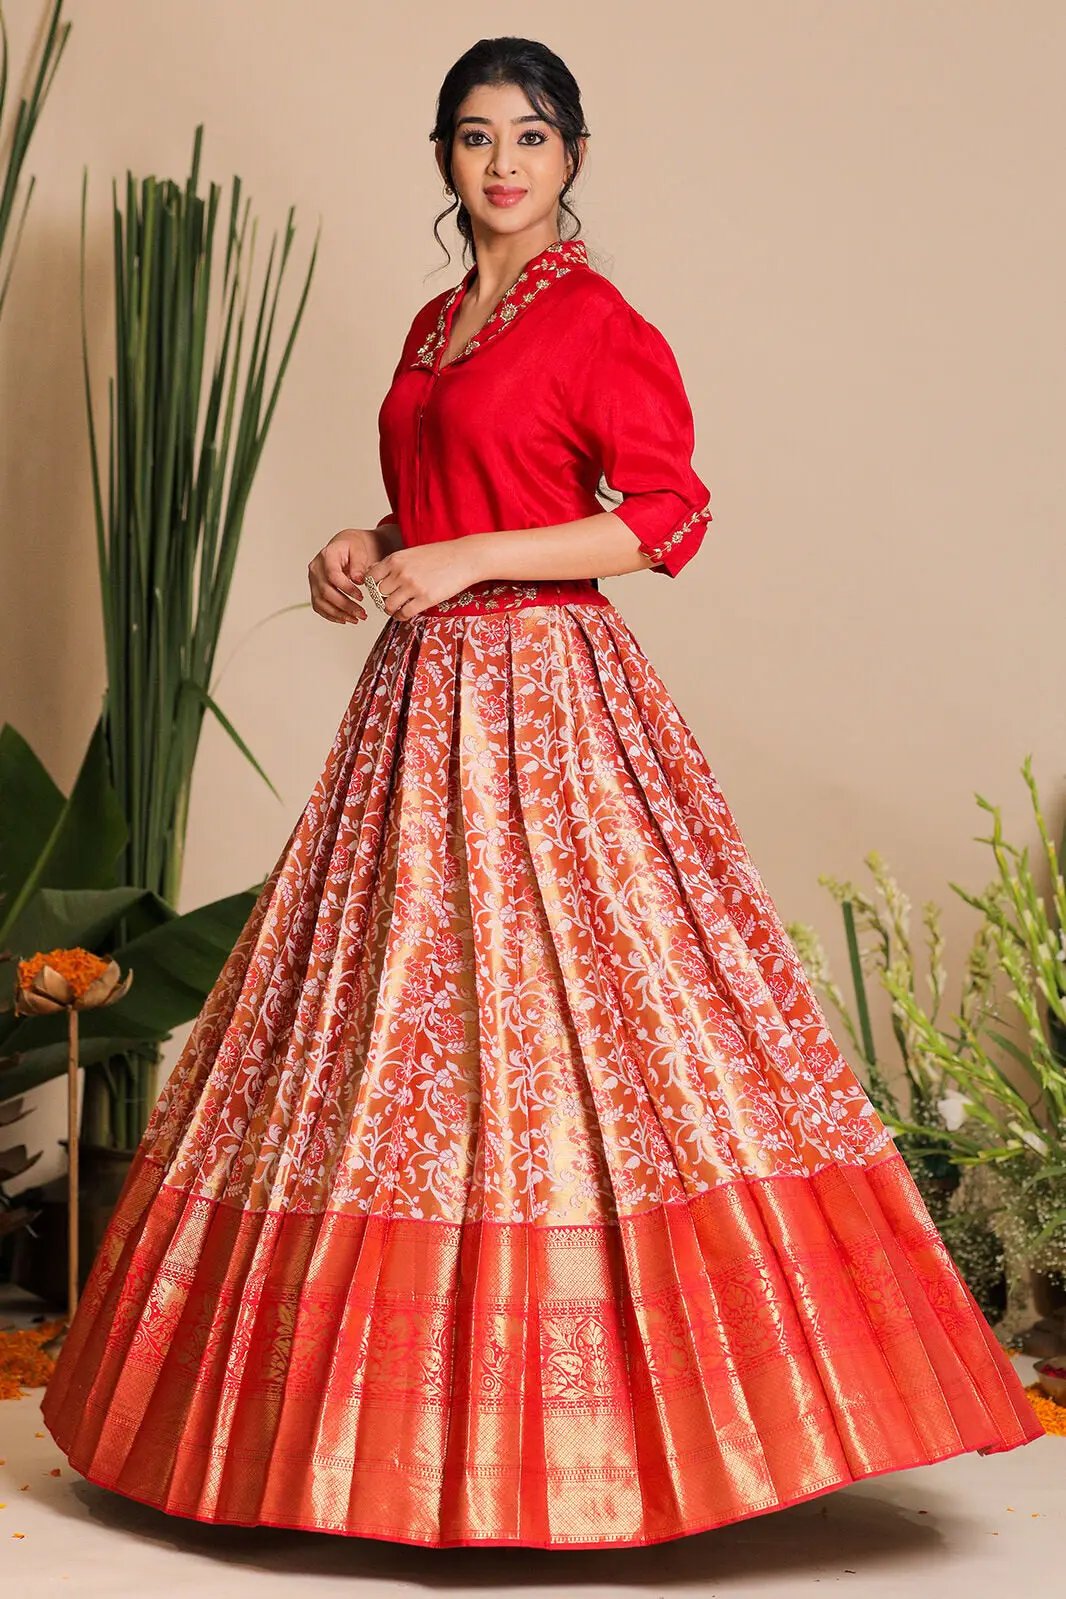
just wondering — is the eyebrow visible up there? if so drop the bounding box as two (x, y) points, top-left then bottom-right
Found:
(456, 114), (549, 126)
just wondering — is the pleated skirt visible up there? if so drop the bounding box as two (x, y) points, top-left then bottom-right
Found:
(41, 596), (1046, 1548)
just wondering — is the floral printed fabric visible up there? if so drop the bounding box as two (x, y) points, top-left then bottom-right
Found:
(138, 602), (897, 1218)
(42, 601), (1045, 1547)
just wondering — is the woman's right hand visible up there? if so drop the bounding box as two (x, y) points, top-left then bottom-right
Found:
(307, 528), (375, 624)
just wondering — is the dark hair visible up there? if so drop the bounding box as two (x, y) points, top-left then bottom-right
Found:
(429, 37), (589, 268)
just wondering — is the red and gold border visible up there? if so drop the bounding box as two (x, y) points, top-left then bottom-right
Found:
(41, 1144), (1045, 1549)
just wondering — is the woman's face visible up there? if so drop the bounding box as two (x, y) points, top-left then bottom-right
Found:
(441, 81), (579, 244)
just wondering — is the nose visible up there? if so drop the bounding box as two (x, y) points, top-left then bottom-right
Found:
(488, 140), (520, 178)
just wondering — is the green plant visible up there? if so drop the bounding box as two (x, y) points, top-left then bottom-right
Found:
(77, 123), (318, 1143)
(787, 853), (992, 1178)
(1, 2), (71, 1222)
(0, 1096), (41, 1244)
(87, 123), (318, 903)
(0, 721), (264, 1145)
(883, 759), (1066, 1277)
(789, 757), (1066, 1325)
(788, 855), (1008, 1319)
(0, 0), (72, 322)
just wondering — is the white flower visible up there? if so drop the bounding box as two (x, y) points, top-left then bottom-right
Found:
(937, 1092), (972, 1131)
(1006, 1118), (1050, 1157)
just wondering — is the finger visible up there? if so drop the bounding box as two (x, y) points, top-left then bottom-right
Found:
(312, 590), (366, 624)
(394, 587), (428, 618)
(340, 546), (368, 583)
(327, 552), (366, 592)
(316, 578), (367, 621)
(312, 597), (358, 624)
(311, 577), (367, 620)
(382, 584), (418, 618)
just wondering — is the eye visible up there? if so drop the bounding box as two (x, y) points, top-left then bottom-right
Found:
(458, 128), (551, 147)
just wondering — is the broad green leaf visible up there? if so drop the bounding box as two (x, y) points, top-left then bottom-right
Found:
(0, 722), (65, 919)
(102, 882), (264, 1035)
(0, 884), (175, 1030)
(0, 882), (263, 1098)
(0, 718), (127, 944)
(5, 884), (162, 966)
(0, 1031), (160, 1101)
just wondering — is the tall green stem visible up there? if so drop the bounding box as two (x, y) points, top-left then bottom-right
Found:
(82, 125), (318, 1147)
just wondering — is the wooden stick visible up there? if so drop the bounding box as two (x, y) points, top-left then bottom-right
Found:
(67, 1007), (79, 1322)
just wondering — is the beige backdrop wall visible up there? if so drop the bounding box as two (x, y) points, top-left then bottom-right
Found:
(1, 1), (1062, 1189)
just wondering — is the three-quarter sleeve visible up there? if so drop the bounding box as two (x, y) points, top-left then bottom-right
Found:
(573, 303), (712, 576)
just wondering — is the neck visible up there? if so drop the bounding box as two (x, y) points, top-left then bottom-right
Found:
(467, 224), (560, 305)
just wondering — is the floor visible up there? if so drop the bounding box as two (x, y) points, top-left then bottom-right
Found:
(1, 1290), (1059, 1598)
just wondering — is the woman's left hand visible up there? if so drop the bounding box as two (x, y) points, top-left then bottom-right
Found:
(364, 539), (483, 620)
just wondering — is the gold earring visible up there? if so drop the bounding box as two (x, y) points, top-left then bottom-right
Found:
(444, 183), (454, 196)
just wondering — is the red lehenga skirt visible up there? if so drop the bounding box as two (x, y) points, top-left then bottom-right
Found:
(41, 580), (1045, 1549)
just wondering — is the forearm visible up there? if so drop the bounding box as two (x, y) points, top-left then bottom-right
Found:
(461, 513), (654, 584)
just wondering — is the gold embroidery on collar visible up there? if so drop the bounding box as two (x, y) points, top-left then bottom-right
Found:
(413, 237), (589, 371)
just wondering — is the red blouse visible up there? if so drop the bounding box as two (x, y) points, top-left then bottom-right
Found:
(375, 237), (712, 612)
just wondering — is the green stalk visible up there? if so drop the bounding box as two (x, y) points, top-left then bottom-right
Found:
(842, 897), (876, 1065)
(0, 1), (72, 321)
(84, 125), (318, 1145)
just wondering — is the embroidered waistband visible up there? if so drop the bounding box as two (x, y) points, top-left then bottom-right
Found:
(413, 578), (610, 620)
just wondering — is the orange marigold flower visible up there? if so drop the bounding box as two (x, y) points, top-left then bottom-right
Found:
(13, 949), (132, 1015)
(1024, 1382), (1066, 1436)
(0, 1320), (67, 1402)
(16, 947), (109, 1000)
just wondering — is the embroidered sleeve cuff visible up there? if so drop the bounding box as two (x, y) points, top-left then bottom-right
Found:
(610, 497), (713, 578)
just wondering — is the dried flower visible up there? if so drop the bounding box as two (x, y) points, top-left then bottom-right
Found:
(13, 949), (132, 1016)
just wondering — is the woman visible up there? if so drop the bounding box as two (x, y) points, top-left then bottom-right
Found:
(42, 37), (1044, 1550)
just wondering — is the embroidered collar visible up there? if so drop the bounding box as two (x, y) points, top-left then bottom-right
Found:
(412, 236), (589, 371)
